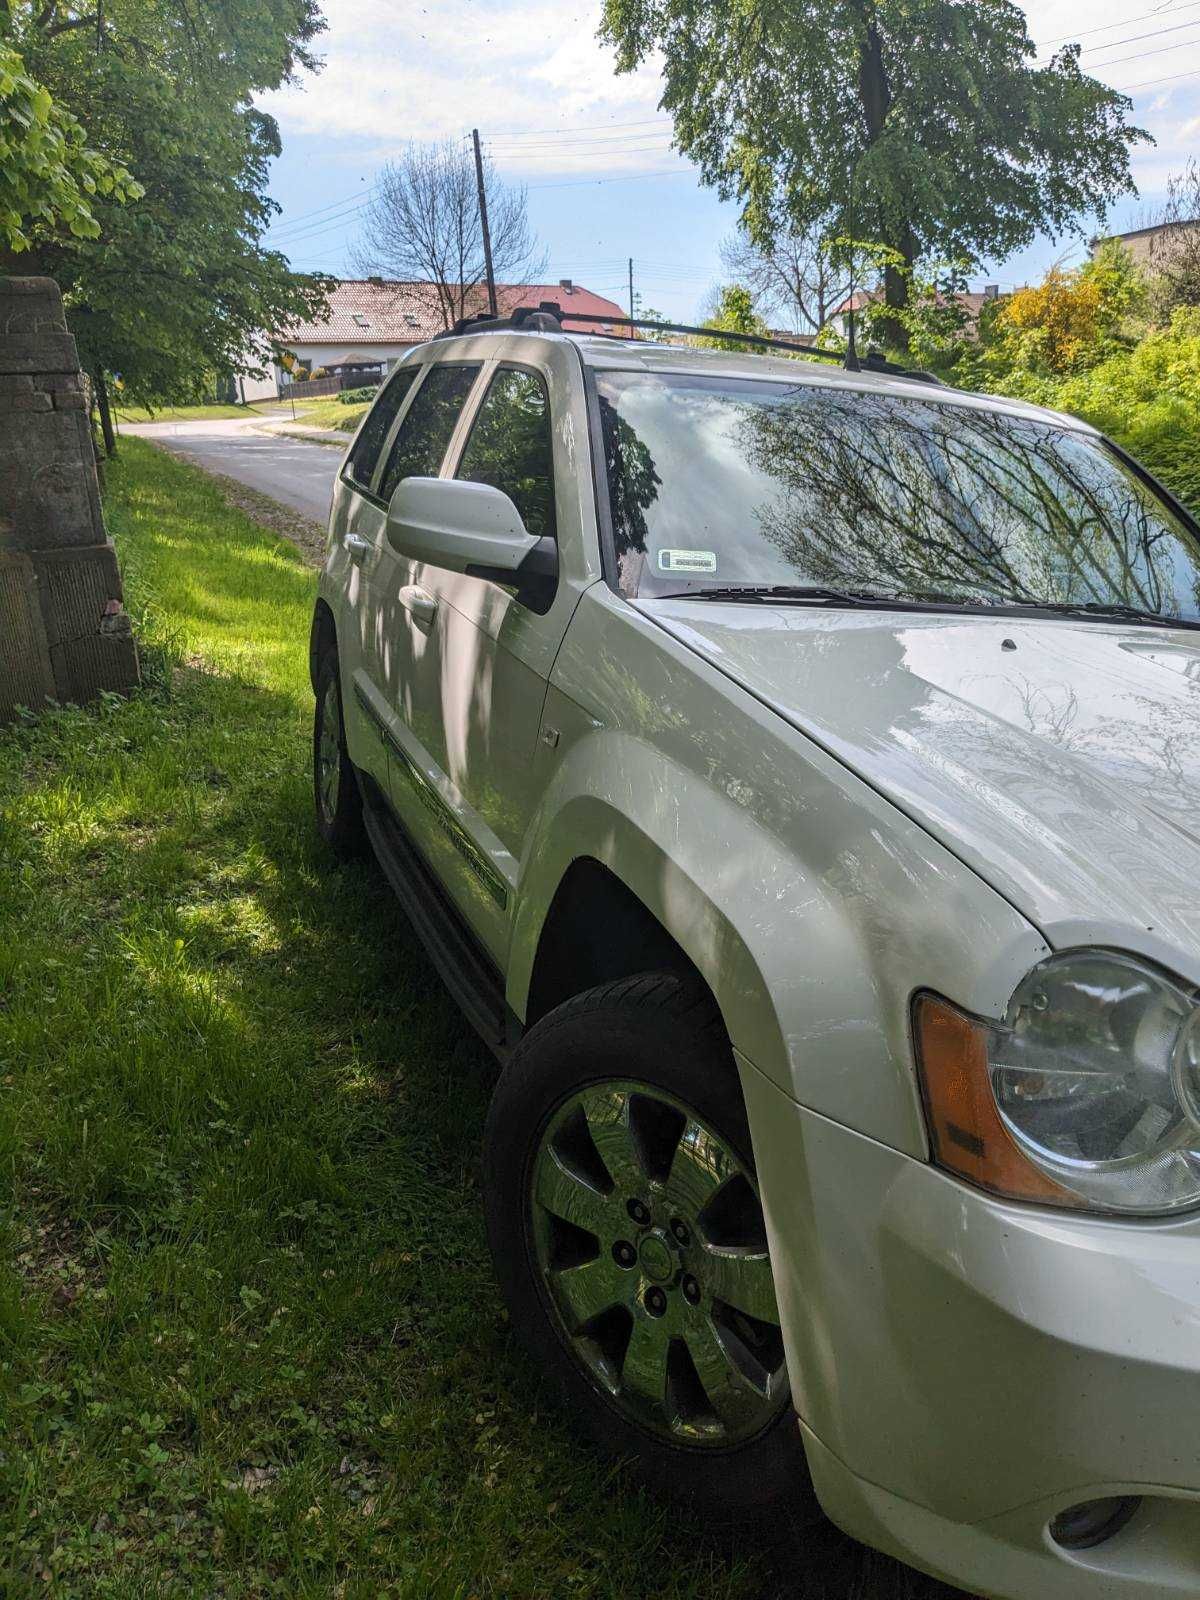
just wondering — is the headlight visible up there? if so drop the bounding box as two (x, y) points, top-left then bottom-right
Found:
(915, 952), (1200, 1215)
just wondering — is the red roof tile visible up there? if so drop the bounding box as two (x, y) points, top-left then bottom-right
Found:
(281, 279), (629, 344)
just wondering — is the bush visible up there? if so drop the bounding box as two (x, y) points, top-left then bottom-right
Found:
(980, 243), (1145, 379)
(978, 307), (1200, 515)
(1102, 400), (1200, 512)
(338, 384), (379, 404)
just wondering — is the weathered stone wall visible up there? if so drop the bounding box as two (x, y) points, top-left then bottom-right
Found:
(1, 275), (138, 719)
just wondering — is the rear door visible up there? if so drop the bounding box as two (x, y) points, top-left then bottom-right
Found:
(329, 362), (420, 795)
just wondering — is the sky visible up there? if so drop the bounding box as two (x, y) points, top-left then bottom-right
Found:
(257, 0), (1200, 323)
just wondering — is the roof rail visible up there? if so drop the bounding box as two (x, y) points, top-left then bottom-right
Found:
(435, 301), (945, 385)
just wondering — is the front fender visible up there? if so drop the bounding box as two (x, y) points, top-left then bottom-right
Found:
(508, 724), (939, 1158)
(512, 589), (1050, 1160)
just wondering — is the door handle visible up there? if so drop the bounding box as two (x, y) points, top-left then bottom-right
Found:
(401, 585), (438, 627)
(344, 533), (372, 561)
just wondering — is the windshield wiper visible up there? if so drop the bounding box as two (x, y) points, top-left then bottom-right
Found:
(1014, 600), (1200, 631)
(652, 586), (1200, 629)
(652, 584), (918, 607)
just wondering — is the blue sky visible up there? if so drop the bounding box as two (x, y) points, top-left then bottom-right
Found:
(258, 0), (1200, 322)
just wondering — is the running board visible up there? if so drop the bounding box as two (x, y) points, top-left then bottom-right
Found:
(358, 773), (512, 1061)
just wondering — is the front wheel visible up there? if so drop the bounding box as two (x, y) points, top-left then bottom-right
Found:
(483, 973), (811, 1516)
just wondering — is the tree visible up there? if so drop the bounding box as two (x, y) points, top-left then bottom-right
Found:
(0, 39), (139, 255)
(4, 1), (330, 432)
(699, 283), (768, 349)
(600, 0), (1146, 342)
(719, 224), (849, 334)
(353, 141), (545, 330)
(1146, 163), (1200, 316)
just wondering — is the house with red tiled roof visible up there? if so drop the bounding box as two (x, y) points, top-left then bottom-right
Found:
(242, 277), (629, 398)
(827, 285), (1001, 340)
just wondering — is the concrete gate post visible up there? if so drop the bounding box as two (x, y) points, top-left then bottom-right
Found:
(0, 275), (139, 720)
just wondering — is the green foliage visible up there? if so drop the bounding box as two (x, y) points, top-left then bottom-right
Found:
(601, 0), (1146, 317)
(976, 303), (1200, 515)
(0, 39), (138, 253)
(6, 1), (330, 406)
(973, 242), (1145, 380)
(338, 384), (379, 404)
(698, 283), (768, 350)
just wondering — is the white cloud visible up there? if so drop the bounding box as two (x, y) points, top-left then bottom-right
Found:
(259, 0), (677, 176)
(261, 0), (1200, 225)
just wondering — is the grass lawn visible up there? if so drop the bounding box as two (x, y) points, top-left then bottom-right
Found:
(113, 402), (281, 425)
(0, 439), (968, 1599)
(284, 398), (371, 433)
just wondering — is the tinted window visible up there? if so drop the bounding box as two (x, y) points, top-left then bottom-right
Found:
(345, 368), (416, 490)
(457, 368), (557, 540)
(378, 364), (480, 503)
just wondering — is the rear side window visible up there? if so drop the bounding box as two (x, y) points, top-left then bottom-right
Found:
(345, 368), (417, 491)
(378, 364), (480, 504)
(456, 367), (557, 541)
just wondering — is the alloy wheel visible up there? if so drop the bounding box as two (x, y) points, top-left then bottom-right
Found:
(529, 1079), (788, 1446)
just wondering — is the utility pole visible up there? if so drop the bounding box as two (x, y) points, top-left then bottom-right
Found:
(472, 128), (498, 318)
(628, 257), (635, 338)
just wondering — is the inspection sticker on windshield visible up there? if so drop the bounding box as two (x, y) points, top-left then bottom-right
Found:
(658, 548), (717, 575)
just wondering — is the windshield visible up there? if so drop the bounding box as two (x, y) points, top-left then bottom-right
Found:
(596, 371), (1200, 621)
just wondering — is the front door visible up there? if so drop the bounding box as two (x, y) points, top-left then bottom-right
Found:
(393, 343), (603, 966)
(357, 360), (491, 911)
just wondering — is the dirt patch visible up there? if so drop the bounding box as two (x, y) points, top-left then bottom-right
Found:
(197, 470), (327, 567)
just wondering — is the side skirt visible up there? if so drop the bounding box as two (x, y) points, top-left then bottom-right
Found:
(357, 771), (515, 1062)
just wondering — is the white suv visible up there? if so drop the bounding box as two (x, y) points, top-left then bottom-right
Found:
(310, 308), (1200, 1600)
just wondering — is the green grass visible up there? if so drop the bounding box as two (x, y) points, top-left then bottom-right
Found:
(0, 440), (966, 1599)
(113, 402), (281, 424)
(285, 398), (371, 432)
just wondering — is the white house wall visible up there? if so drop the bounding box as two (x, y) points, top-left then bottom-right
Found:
(280, 340), (420, 381)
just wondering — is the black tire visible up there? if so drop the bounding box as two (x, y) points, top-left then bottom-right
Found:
(483, 972), (813, 1518)
(312, 646), (366, 859)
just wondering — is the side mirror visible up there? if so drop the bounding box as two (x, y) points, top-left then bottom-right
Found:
(386, 476), (544, 578)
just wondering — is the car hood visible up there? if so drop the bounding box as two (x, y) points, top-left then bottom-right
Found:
(644, 600), (1200, 982)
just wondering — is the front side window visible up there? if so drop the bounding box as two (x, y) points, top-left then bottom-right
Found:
(345, 366), (416, 491)
(456, 368), (557, 541)
(597, 370), (1200, 623)
(378, 364), (480, 504)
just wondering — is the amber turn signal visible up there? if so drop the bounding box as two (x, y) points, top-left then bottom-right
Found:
(913, 993), (1082, 1207)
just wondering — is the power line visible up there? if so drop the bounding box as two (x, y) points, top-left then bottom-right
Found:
(526, 168), (696, 192)
(484, 115), (672, 138)
(486, 129), (677, 151)
(1036, 1), (1199, 49)
(1075, 32), (1200, 71)
(1114, 63), (1200, 88)
(1072, 14), (1200, 55)
(273, 210), (371, 250)
(269, 199), (373, 244)
(266, 185), (376, 233)
(488, 141), (679, 162)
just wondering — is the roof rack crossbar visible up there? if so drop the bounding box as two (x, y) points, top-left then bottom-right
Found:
(435, 301), (945, 385)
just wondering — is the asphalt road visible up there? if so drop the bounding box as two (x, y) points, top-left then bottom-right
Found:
(121, 414), (342, 525)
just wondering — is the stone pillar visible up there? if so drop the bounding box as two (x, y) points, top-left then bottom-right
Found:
(0, 276), (138, 720)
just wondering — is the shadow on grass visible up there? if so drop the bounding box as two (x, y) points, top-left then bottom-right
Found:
(0, 643), (970, 1599)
